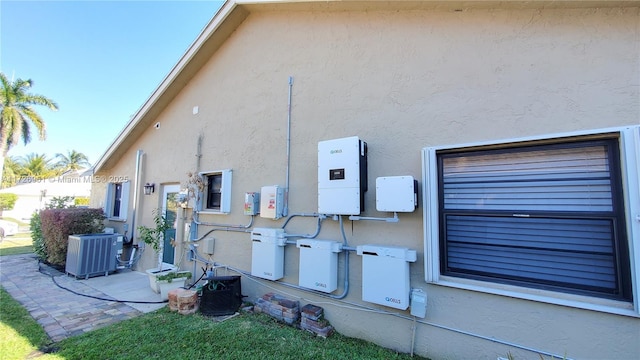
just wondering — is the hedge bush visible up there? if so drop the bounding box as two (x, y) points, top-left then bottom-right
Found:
(39, 208), (106, 266)
(74, 197), (90, 206)
(30, 211), (46, 260)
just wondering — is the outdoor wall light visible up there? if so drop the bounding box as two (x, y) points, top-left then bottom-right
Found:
(143, 183), (155, 195)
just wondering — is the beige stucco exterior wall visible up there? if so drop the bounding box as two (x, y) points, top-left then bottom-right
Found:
(92, 6), (640, 360)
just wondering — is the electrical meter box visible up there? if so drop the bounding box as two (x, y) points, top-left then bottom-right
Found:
(260, 185), (284, 219)
(356, 244), (417, 310)
(318, 136), (367, 215)
(296, 239), (342, 293)
(410, 288), (427, 318)
(376, 176), (418, 212)
(244, 192), (260, 215)
(251, 228), (286, 280)
(203, 237), (215, 255)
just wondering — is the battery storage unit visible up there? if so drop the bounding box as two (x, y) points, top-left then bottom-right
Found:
(318, 136), (367, 215)
(296, 239), (342, 293)
(251, 228), (286, 280)
(356, 244), (417, 310)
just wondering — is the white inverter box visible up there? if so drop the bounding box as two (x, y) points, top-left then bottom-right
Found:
(296, 239), (342, 293)
(251, 228), (286, 280)
(318, 136), (367, 215)
(356, 244), (417, 310)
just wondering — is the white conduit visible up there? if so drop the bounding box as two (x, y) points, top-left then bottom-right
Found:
(283, 76), (293, 217)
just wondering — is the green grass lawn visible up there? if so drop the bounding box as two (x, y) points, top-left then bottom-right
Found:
(52, 308), (424, 360)
(0, 287), (62, 360)
(1, 286), (426, 360)
(0, 233), (34, 256)
(0, 240), (428, 360)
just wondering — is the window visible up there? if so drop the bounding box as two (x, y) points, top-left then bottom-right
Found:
(105, 181), (130, 221)
(207, 173), (222, 209)
(199, 169), (232, 214)
(113, 183), (123, 217)
(423, 126), (640, 313)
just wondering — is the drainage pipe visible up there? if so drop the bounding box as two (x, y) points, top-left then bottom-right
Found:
(131, 149), (144, 243)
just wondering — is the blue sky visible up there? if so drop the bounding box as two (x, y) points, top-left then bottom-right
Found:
(1, 0), (224, 165)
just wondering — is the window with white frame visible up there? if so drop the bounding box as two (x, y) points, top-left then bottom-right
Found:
(105, 181), (130, 221)
(199, 169), (232, 214)
(423, 127), (640, 309)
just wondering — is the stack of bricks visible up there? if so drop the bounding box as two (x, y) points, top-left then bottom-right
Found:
(167, 288), (199, 315)
(254, 293), (300, 325)
(300, 304), (334, 338)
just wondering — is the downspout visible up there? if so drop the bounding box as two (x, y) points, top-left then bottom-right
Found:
(131, 149), (144, 243)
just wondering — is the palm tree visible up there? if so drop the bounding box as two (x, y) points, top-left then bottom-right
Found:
(18, 153), (61, 180)
(55, 150), (91, 172)
(2, 156), (22, 188)
(0, 72), (58, 186)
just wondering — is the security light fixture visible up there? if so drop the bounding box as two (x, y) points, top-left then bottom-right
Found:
(143, 183), (155, 195)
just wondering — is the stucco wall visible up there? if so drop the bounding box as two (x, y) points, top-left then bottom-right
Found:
(93, 6), (639, 360)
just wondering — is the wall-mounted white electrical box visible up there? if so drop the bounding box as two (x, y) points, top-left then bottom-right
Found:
(376, 176), (418, 212)
(244, 192), (260, 215)
(296, 239), (342, 293)
(203, 237), (215, 255)
(318, 136), (367, 215)
(251, 228), (286, 280)
(356, 244), (417, 310)
(260, 185), (284, 219)
(410, 288), (427, 318)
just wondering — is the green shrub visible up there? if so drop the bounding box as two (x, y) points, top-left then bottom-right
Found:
(39, 208), (105, 266)
(46, 196), (75, 209)
(30, 211), (46, 260)
(157, 271), (191, 283)
(0, 193), (18, 216)
(74, 196), (90, 206)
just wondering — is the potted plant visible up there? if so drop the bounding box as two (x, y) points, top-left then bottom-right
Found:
(139, 208), (176, 293)
(156, 271), (192, 301)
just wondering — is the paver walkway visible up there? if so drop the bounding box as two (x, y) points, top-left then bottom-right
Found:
(0, 253), (162, 342)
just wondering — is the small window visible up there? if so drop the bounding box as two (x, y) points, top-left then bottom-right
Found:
(105, 181), (130, 221)
(199, 169), (232, 214)
(206, 173), (222, 209)
(113, 183), (122, 217)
